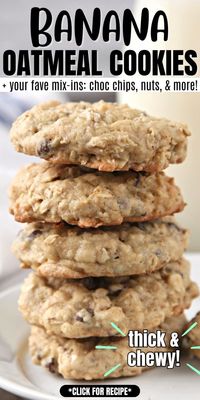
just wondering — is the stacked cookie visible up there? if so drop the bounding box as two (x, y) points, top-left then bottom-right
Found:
(9, 101), (198, 380)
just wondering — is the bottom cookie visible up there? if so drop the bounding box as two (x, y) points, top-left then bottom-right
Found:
(29, 314), (186, 380)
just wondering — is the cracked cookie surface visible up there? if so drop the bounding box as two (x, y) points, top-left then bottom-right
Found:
(10, 101), (190, 171)
(13, 218), (188, 278)
(9, 163), (184, 227)
(29, 314), (186, 380)
(18, 259), (198, 339)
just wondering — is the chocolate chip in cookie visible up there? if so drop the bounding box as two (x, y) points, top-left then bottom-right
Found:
(45, 357), (57, 373)
(37, 139), (52, 157)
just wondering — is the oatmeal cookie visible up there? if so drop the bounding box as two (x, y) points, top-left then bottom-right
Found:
(9, 163), (184, 227)
(29, 314), (186, 380)
(18, 259), (198, 339)
(13, 218), (188, 278)
(10, 101), (190, 172)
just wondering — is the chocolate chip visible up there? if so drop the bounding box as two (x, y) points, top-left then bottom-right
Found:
(76, 315), (84, 322)
(28, 229), (42, 240)
(155, 249), (162, 257)
(45, 357), (57, 373)
(37, 139), (52, 157)
(109, 289), (122, 297)
(18, 229), (42, 241)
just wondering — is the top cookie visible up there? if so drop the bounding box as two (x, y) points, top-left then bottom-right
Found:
(10, 101), (190, 172)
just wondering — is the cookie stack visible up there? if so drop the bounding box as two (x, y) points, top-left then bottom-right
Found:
(9, 101), (198, 380)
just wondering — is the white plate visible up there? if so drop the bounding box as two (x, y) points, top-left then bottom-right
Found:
(0, 254), (200, 400)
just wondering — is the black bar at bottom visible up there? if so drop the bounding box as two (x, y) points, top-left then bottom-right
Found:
(60, 384), (140, 397)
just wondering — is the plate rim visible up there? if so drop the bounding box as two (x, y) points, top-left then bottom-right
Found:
(0, 284), (60, 400)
